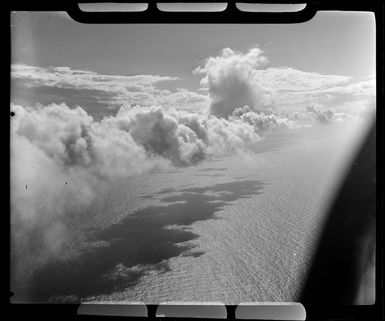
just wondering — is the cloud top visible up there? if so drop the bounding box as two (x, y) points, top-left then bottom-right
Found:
(194, 47), (268, 118)
(193, 47), (375, 118)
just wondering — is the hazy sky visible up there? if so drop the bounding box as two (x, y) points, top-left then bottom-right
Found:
(11, 11), (376, 118)
(12, 11), (375, 86)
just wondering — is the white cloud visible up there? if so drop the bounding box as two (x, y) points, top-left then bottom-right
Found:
(11, 64), (209, 115)
(195, 47), (376, 117)
(10, 46), (375, 289)
(11, 64), (179, 91)
(10, 102), (170, 279)
(193, 47), (269, 118)
(157, 88), (209, 114)
(255, 69), (375, 113)
(304, 105), (360, 124)
(12, 101), (301, 279)
(253, 67), (352, 92)
(12, 50), (375, 121)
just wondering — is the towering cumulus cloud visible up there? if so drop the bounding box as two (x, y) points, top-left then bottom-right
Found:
(194, 47), (268, 119)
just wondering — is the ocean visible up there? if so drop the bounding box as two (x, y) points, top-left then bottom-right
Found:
(11, 121), (370, 304)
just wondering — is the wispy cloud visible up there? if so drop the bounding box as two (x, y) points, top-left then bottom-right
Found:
(253, 68), (375, 112)
(11, 64), (179, 90)
(11, 64), (209, 117)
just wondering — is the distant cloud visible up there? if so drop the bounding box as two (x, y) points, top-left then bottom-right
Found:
(11, 64), (209, 117)
(195, 46), (375, 117)
(12, 52), (375, 121)
(305, 105), (359, 124)
(157, 88), (209, 114)
(253, 68), (375, 113)
(11, 64), (179, 90)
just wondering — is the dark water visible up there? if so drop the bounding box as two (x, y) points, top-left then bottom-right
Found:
(16, 179), (264, 302)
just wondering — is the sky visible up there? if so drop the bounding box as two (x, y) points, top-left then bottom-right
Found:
(11, 12), (375, 118)
(11, 11), (376, 120)
(11, 11), (375, 77)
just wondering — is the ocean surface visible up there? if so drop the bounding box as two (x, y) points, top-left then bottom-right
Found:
(11, 121), (371, 304)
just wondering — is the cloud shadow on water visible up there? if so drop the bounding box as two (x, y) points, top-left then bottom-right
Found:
(25, 179), (264, 302)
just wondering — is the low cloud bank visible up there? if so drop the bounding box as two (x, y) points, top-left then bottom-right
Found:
(10, 100), (363, 279)
(11, 103), (170, 281)
(11, 102), (295, 280)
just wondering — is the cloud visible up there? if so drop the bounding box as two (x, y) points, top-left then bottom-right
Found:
(304, 105), (360, 124)
(105, 104), (279, 164)
(306, 105), (336, 124)
(230, 105), (294, 134)
(11, 131), (92, 279)
(194, 47), (375, 118)
(253, 67), (352, 92)
(11, 103), (170, 280)
(253, 69), (375, 115)
(194, 47), (269, 118)
(108, 105), (207, 165)
(12, 101), (299, 280)
(12, 53), (375, 122)
(11, 64), (178, 91)
(11, 64), (209, 117)
(11, 47), (375, 283)
(156, 88), (209, 114)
